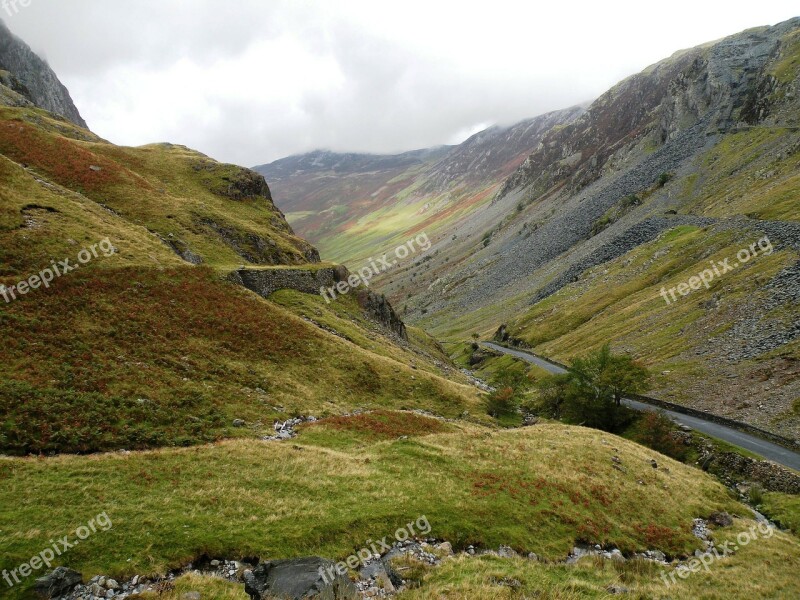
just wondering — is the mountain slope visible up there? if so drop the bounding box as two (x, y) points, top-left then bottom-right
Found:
(273, 18), (800, 439)
(0, 100), (480, 454)
(407, 18), (800, 438)
(0, 20), (87, 128)
(255, 107), (584, 264)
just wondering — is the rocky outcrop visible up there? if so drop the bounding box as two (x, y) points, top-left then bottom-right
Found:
(231, 266), (408, 340)
(199, 217), (320, 265)
(244, 557), (359, 600)
(34, 567), (83, 599)
(492, 325), (529, 348)
(0, 21), (87, 127)
(356, 289), (407, 340)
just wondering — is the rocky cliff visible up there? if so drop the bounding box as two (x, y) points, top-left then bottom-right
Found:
(0, 20), (87, 128)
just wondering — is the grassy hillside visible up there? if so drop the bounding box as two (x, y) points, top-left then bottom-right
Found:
(0, 106), (317, 268)
(2, 415), (770, 599)
(0, 103), (480, 455)
(502, 223), (799, 438)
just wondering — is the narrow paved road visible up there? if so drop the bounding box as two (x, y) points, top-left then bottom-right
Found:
(482, 342), (800, 471)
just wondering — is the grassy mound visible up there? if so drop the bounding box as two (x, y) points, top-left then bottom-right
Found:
(0, 416), (744, 598)
(0, 106), (313, 268)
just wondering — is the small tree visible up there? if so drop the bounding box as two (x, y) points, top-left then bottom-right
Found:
(485, 364), (532, 421)
(485, 386), (518, 419)
(537, 344), (650, 433)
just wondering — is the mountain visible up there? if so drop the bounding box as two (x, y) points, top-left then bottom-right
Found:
(268, 18), (800, 440)
(0, 20), (87, 128)
(255, 107), (584, 263)
(1, 18), (800, 600)
(0, 73), (477, 457)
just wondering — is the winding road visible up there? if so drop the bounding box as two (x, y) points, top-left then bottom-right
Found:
(482, 342), (800, 471)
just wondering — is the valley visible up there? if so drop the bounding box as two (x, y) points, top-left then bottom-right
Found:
(1, 11), (799, 600)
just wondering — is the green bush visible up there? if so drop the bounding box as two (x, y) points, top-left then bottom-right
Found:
(535, 344), (649, 433)
(631, 411), (688, 461)
(485, 386), (519, 419)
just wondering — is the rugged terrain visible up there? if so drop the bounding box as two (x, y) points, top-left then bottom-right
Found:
(1, 16), (799, 600)
(255, 106), (584, 264)
(267, 18), (800, 440)
(0, 20), (86, 128)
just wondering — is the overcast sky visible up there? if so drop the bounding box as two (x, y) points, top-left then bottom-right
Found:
(3, 1), (798, 166)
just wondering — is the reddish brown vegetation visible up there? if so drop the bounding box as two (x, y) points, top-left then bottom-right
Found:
(0, 119), (136, 193)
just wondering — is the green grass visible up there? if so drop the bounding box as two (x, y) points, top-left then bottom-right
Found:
(399, 518), (800, 599)
(0, 107), (314, 268)
(760, 492), (800, 535)
(0, 417), (744, 599)
(773, 29), (800, 84)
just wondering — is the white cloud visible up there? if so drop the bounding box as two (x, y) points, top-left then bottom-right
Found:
(3, 0), (798, 166)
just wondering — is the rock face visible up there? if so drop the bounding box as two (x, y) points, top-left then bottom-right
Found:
(231, 266), (408, 340)
(356, 289), (407, 340)
(0, 21), (87, 127)
(243, 557), (359, 600)
(34, 567), (83, 598)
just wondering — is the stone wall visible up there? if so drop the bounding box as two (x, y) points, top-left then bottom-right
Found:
(230, 266), (408, 340)
(230, 266), (347, 298)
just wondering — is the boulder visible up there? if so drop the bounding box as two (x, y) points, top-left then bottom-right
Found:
(33, 567), (82, 598)
(708, 511), (734, 527)
(243, 557), (358, 600)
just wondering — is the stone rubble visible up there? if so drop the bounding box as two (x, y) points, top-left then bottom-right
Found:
(42, 525), (736, 600)
(261, 416), (317, 442)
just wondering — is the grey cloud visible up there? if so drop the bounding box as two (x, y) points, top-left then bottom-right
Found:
(2, 1), (797, 166)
